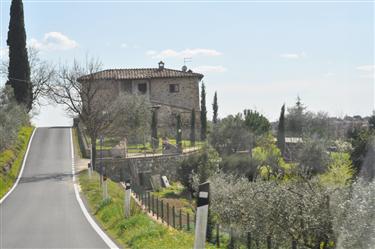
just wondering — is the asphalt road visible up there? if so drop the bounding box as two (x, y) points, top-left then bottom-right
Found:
(0, 127), (109, 248)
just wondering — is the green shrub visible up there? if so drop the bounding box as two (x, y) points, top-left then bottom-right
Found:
(319, 152), (353, 187)
(220, 154), (258, 180)
(178, 144), (221, 194)
(0, 126), (33, 198)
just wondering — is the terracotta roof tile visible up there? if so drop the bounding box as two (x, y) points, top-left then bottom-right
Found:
(78, 68), (204, 81)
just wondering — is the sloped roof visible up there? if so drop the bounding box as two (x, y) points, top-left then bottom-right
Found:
(78, 68), (204, 81)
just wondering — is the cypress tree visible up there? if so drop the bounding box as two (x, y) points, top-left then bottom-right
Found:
(277, 104), (286, 157)
(200, 82), (207, 140)
(190, 109), (196, 146)
(7, 0), (32, 111)
(176, 113), (182, 152)
(212, 91), (218, 124)
(151, 110), (158, 149)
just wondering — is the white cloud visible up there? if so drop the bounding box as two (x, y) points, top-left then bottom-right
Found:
(120, 43), (128, 48)
(357, 64), (375, 72)
(147, 48), (222, 59)
(0, 47), (8, 58)
(357, 64), (375, 79)
(324, 72), (335, 78)
(192, 65), (227, 73)
(280, 51), (306, 59)
(146, 50), (157, 56)
(29, 32), (78, 51)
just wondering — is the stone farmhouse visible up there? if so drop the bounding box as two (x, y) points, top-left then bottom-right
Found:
(78, 61), (204, 138)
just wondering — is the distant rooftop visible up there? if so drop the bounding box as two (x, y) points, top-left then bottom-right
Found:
(78, 61), (204, 82)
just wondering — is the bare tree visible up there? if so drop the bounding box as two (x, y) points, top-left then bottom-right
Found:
(48, 57), (115, 169)
(1, 47), (55, 110)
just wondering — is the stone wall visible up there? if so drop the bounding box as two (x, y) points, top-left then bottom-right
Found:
(96, 154), (191, 189)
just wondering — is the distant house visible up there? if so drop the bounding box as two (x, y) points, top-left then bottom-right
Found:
(78, 61), (204, 137)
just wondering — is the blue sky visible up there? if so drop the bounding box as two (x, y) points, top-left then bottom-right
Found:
(0, 1), (374, 126)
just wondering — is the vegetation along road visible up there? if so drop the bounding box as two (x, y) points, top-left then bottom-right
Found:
(0, 127), (116, 248)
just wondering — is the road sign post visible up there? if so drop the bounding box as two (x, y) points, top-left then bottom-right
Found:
(194, 182), (210, 249)
(124, 180), (131, 218)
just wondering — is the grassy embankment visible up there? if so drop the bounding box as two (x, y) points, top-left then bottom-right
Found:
(0, 126), (34, 198)
(79, 171), (220, 249)
(72, 128), (218, 249)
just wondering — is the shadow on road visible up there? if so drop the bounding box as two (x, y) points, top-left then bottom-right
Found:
(19, 172), (73, 184)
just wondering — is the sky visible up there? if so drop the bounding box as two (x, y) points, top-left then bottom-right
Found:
(0, 0), (374, 127)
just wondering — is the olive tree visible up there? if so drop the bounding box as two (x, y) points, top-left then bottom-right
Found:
(210, 173), (336, 249)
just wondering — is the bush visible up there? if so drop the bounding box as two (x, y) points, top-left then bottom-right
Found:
(220, 154), (258, 180)
(319, 152), (353, 187)
(297, 138), (329, 175)
(0, 86), (29, 151)
(0, 126), (33, 198)
(177, 144), (221, 194)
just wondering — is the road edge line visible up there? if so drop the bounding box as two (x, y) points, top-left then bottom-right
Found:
(0, 127), (37, 204)
(70, 128), (119, 249)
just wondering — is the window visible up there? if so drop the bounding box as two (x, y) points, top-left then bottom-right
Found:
(138, 83), (147, 94)
(169, 84), (179, 93)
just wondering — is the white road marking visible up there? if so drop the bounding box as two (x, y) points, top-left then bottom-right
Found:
(0, 128), (37, 204)
(70, 128), (119, 249)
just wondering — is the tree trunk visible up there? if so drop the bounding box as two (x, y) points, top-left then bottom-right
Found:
(90, 135), (97, 171)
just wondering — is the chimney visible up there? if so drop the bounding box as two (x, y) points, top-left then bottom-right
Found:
(158, 61), (165, 70)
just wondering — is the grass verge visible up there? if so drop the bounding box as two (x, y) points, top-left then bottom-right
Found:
(78, 170), (219, 249)
(0, 126), (34, 199)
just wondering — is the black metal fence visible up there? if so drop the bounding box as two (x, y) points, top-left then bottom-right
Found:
(133, 190), (195, 232)
(132, 189), (302, 249)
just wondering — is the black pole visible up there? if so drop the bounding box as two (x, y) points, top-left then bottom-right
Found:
(292, 240), (297, 249)
(267, 236), (271, 249)
(179, 209), (182, 230)
(172, 206), (176, 228)
(161, 200), (164, 222)
(156, 198), (159, 219)
(247, 232), (251, 249)
(216, 224), (220, 248)
(187, 212), (190, 231)
(167, 203), (170, 226)
(148, 192), (151, 212)
(152, 195), (155, 215)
